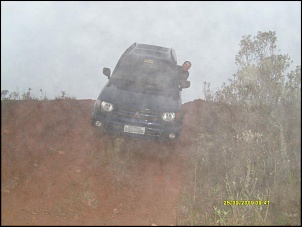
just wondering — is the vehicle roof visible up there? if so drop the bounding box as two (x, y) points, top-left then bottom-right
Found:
(123, 42), (177, 63)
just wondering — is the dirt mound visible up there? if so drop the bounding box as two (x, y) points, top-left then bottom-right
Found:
(1, 98), (212, 225)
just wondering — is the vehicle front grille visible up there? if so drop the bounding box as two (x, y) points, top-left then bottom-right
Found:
(114, 107), (160, 122)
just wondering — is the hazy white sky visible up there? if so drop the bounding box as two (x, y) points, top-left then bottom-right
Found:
(1, 1), (301, 103)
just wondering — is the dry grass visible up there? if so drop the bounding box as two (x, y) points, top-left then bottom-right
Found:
(177, 102), (301, 226)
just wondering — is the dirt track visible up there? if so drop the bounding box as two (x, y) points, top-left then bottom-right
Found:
(1, 99), (211, 225)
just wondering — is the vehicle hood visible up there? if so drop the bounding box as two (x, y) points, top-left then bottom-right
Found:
(99, 83), (180, 112)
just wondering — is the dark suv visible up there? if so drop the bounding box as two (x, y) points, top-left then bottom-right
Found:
(91, 42), (190, 141)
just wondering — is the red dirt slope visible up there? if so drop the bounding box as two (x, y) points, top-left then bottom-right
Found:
(1, 99), (211, 225)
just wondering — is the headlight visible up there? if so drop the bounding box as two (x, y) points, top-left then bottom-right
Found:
(162, 112), (175, 122)
(100, 101), (114, 112)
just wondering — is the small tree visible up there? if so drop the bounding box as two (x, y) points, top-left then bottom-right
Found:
(212, 30), (301, 164)
(215, 31), (299, 108)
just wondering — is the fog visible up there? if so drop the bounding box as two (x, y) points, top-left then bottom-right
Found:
(1, 1), (301, 103)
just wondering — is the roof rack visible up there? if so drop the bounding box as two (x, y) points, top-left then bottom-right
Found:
(123, 42), (177, 63)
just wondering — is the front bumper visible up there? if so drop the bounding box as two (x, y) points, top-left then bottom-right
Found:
(91, 111), (182, 141)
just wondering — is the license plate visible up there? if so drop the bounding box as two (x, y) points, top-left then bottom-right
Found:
(124, 125), (145, 135)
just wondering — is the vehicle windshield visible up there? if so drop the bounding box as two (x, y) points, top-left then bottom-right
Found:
(111, 56), (178, 90)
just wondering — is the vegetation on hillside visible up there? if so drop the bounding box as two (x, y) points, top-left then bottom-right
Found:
(1, 88), (76, 101)
(179, 31), (301, 225)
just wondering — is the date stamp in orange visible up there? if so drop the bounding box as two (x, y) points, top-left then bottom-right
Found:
(224, 200), (270, 206)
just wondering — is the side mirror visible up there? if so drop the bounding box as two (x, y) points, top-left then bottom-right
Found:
(180, 80), (190, 89)
(103, 67), (111, 79)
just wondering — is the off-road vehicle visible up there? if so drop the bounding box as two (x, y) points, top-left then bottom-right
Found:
(91, 42), (190, 141)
